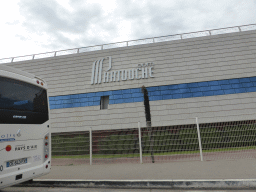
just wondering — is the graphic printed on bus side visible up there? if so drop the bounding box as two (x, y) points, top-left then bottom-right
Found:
(15, 145), (37, 151)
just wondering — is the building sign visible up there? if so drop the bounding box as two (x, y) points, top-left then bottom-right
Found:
(91, 56), (154, 85)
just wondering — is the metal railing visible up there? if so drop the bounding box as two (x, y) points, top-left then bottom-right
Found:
(51, 118), (256, 165)
(1, 24), (256, 64)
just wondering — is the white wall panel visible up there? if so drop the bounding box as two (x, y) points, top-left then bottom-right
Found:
(4, 29), (256, 133)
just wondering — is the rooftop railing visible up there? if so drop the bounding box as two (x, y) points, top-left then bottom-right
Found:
(1, 24), (255, 64)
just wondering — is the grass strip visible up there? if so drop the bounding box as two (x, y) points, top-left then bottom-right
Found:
(52, 146), (256, 159)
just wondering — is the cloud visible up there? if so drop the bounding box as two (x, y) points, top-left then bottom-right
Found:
(17, 0), (256, 54)
(18, 0), (105, 48)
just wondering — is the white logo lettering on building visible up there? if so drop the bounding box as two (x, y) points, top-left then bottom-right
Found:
(91, 56), (154, 85)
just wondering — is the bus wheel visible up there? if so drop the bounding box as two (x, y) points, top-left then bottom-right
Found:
(28, 179), (33, 183)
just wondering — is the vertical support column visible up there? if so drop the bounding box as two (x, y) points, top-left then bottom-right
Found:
(138, 122), (143, 164)
(89, 127), (92, 165)
(196, 117), (203, 161)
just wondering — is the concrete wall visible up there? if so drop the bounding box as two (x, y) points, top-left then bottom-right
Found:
(5, 29), (256, 133)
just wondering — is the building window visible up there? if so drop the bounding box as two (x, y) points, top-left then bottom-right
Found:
(100, 96), (109, 110)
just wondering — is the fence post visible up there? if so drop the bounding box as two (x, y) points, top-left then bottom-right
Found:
(138, 122), (143, 164)
(89, 127), (92, 165)
(196, 117), (203, 161)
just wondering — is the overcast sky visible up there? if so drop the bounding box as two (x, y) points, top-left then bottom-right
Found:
(0, 0), (255, 59)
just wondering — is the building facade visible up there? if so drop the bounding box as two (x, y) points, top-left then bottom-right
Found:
(3, 25), (256, 133)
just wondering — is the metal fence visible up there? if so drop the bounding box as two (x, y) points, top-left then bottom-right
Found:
(1, 24), (256, 64)
(51, 118), (256, 165)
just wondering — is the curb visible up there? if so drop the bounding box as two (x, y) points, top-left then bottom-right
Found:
(16, 179), (256, 189)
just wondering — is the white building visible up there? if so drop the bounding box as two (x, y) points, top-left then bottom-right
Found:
(2, 24), (256, 133)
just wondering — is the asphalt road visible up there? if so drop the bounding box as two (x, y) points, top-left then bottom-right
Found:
(2, 158), (256, 191)
(2, 187), (256, 192)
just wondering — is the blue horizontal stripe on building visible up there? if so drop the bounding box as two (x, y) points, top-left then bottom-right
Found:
(49, 76), (256, 110)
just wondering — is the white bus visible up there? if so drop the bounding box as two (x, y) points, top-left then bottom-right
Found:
(0, 65), (51, 189)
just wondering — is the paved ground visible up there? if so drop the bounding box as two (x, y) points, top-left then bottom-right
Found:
(39, 158), (256, 180)
(2, 187), (256, 192)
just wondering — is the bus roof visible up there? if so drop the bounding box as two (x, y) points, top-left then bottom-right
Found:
(0, 65), (35, 79)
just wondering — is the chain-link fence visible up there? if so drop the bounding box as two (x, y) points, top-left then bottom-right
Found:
(52, 133), (90, 156)
(199, 120), (256, 161)
(92, 129), (140, 164)
(51, 119), (256, 165)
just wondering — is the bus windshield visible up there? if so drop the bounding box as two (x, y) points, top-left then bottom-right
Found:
(0, 76), (48, 124)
